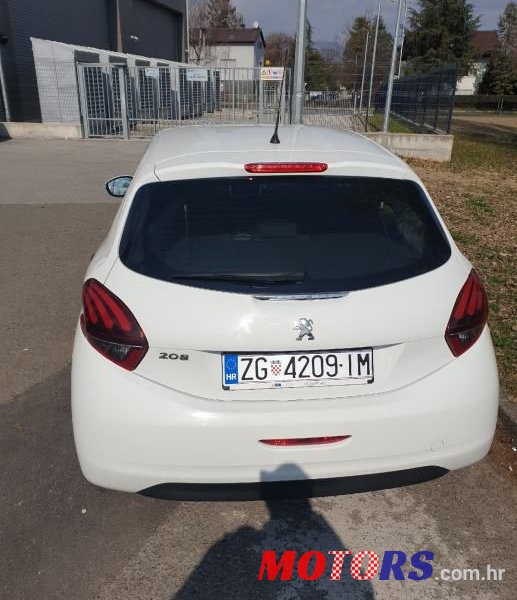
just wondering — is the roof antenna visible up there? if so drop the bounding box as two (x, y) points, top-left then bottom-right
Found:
(270, 50), (289, 144)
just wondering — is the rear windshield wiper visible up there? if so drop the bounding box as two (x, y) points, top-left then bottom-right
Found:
(170, 272), (306, 284)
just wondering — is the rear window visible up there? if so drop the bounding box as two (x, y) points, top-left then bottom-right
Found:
(119, 176), (451, 294)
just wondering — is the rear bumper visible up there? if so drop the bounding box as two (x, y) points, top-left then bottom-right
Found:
(140, 467), (448, 500)
(72, 328), (499, 495)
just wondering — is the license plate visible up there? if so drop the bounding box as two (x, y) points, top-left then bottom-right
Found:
(222, 349), (374, 390)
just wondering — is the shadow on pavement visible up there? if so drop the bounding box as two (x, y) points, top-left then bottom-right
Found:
(0, 123), (11, 140)
(3, 366), (376, 599)
(173, 465), (375, 600)
(0, 365), (172, 600)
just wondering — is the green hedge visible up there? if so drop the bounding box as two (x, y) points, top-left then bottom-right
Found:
(454, 95), (517, 111)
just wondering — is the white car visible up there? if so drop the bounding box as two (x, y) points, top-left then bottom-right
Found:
(72, 125), (499, 499)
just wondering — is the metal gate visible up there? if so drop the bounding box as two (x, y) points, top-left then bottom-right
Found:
(77, 64), (291, 138)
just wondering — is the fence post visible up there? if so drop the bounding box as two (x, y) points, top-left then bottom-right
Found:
(280, 76), (286, 124)
(434, 69), (442, 131)
(383, 0), (404, 131)
(359, 31), (369, 115)
(76, 64), (90, 138)
(258, 71), (263, 124)
(117, 67), (129, 139)
(446, 64), (458, 134)
(232, 69), (236, 121)
(421, 79), (427, 131)
(292, 0), (308, 124)
(177, 67), (183, 122)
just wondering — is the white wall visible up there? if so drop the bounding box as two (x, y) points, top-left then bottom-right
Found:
(456, 60), (488, 96)
(213, 45), (256, 69)
(191, 41), (264, 70)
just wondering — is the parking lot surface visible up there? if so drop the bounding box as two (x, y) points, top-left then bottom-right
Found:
(1, 138), (515, 599)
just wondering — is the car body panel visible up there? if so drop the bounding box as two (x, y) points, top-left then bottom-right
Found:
(104, 256), (468, 400)
(71, 125), (499, 494)
(72, 326), (498, 492)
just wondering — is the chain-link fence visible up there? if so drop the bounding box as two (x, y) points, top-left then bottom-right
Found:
(29, 48), (456, 137)
(77, 64), (291, 138)
(303, 90), (359, 130)
(302, 60), (456, 134)
(302, 60), (394, 132)
(375, 64), (458, 134)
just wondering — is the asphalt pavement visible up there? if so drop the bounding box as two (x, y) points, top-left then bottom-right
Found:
(0, 138), (516, 600)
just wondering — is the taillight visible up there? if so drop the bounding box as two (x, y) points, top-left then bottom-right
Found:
(445, 270), (488, 357)
(80, 279), (148, 370)
(244, 162), (328, 173)
(260, 436), (350, 447)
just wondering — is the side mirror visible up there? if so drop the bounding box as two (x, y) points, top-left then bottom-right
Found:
(105, 176), (132, 198)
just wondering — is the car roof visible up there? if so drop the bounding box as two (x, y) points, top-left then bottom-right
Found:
(134, 125), (415, 183)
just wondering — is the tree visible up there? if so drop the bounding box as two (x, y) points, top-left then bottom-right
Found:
(189, 0), (242, 64)
(343, 16), (393, 67)
(478, 50), (517, 95)
(205, 0), (243, 29)
(478, 3), (517, 103)
(498, 2), (517, 56)
(320, 39), (344, 63)
(305, 20), (332, 90)
(189, 1), (211, 64)
(404, 0), (480, 76)
(341, 15), (394, 90)
(264, 32), (295, 66)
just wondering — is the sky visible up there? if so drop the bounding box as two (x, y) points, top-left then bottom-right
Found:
(228, 0), (507, 42)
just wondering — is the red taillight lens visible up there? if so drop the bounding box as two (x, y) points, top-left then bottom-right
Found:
(445, 270), (488, 357)
(244, 162), (328, 174)
(81, 279), (148, 370)
(260, 436), (350, 447)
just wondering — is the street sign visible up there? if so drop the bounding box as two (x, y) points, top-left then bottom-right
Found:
(261, 67), (284, 81)
(186, 68), (209, 82)
(144, 67), (160, 78)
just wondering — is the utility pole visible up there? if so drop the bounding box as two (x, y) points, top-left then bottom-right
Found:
(382, 0), (403, 132)
(398, 0), (409, 78)
(366, 0), (381, 130)
(185, 0), (190, 63)
(292, 0), (308, 124)
(359, 30), (369, 114)
(0, 38), (10, 121)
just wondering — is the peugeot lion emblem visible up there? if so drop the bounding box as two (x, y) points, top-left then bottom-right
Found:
(294, 318), (315, 341)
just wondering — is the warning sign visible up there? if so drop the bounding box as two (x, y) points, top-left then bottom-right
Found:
(260, 67), (285, 81)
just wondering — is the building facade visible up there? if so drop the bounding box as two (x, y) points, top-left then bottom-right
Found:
(190, 27), (265, 70)
(456, 31), (499, 96)
(0, 0), (187, 121)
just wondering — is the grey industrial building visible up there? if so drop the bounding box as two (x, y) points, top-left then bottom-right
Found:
(0, 0), (187, 122)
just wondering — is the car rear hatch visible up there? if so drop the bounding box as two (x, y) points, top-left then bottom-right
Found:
(104, 174), (467, 401)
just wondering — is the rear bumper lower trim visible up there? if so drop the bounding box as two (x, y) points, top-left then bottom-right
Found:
(138, 466), (448, 501)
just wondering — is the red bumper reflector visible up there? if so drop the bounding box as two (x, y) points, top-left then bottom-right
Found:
(259, 436), (350, 447)
(244, 162), (328, 174)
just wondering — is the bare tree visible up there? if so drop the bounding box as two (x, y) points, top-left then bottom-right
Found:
(189, 1), (212, 65)
(264, 32), (295, 66)
(321, 38), (345, 63)
(189, 0), (241, 65)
